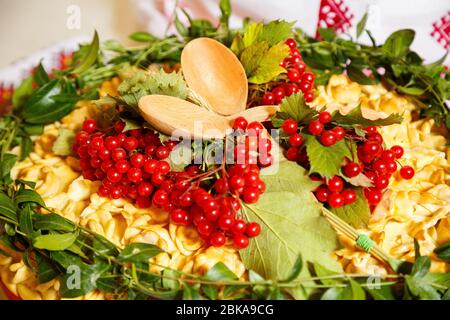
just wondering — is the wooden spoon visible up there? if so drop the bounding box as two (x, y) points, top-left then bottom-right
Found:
(181, 37), (248, 116)
(138, 95), (279, 140)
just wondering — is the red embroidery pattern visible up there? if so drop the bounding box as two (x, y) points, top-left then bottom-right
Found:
(316, 0), (354, 38)
(431, 11), (450, 49)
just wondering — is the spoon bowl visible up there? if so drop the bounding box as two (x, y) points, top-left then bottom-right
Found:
(181, 37), (248, 116)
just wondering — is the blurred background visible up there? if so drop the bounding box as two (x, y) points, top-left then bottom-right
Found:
(0, 0), (448, 74)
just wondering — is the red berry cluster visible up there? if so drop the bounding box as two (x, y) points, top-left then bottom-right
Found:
(73, 119), (175, 204)
(73, 118), (268, 249)
(261, 38), (315, 105)
(279, 116), (415, 209)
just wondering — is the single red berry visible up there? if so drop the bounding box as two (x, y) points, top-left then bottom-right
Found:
(214, 178), (229, 195)
(362, 141), (381, 156)
(327, 176), (344, 193)
(391, 145), (404, 159)
(318, 111), (332, 124)
(286, 147), (298, 161)
(130, 153), (145, 168)
(364, 188), (382, 205)
(315, 185), (330, 202)
(137, 182), (154, 197)
(256, 180), (266, 193)
(374, 175), (390, 189)
(373, 160), (388, 175)
(233, 234), (249, 249)
(229, 175), (245, 190)
(343, 162), (361, 178)
(272, 86), (286, 103)
(308, 120), (324, 135)
(246, 222), (261, 237)
(218, 215), (234, 231)
(233, 116), (248, 131)
(143, 159), (158, 174)
(287, 69), (301, 82)
(106, 168), (122, 183)
(232, 219), (247, 234)
(115, 160), (130, 173)
(244, 172), (259, 188)
(98, 148), (110, 160)
(127, 168), (142, 183)
(342, 189), (356, 205)
(284, 83), (299, 96)
(298, 81), (312, 93)
(75, 131), (90, 145)
(90, 136), (104, 150)
(262, 92), (275, 105)
(157, 161), (171, 174)
(400, 166), (415, 180)
(332, 126), (345, 141)
(301, 72), (315, 83)
(296, 62), (306, 75)
(365, 126), (377, 134)
(282, 119), (298, 135)
(304, 91), (314, 103)
(285, 38), (297, 49)
(82, 119), (97, 133)
(109, 185), (123, 199)
(385, 160), (397, 174)
(210, 232), (226, 247)
(367, 132), (383, 144)
(242, 187), (260, 204)
(320, 131), (337, 146)
(111, 148), (127, 161)
(328, 193), (345, 208)
(114, 120), (125, 133)
(155, 146), (170, 159)
(90, 157), (101, 168)
(122, 137), (139, 151)
(197, 221), (213, 236)
(171, 209), (188, 225)
(258, 153), (273, 168)
(153, 189), (169, 207)
(365, 171), (377, 183)
(98, 185), (110, 197)
(100, 159), (113, 172)
(247, 121), (265, 136)
(105, 136), (120, 150)
(288, 133), (303, 147)
(381, 150), (396, 162)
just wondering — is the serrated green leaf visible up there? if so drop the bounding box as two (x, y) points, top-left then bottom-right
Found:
(248, 42), (289, 84)
(240, 161), (341, 299)
(341, 172), (372, 187)
(304, 135), (352, 178)
(52, 128), (75, 156)
(273, 92), (318, 125)
(240, 42), (269, 76)
(330, 188), (370, 228)
(259, 20), (295, 46)
(332, 105), (403, 127)
(242, 22), (263, 47)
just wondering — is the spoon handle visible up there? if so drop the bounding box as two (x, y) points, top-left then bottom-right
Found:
(228, 105), (280, 123)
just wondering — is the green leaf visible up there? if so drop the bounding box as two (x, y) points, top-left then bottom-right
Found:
(273, 92), (318, 125)
(330, 188), (370, 228)
(240, 161), (341, 299)
(129, 31), (156, 42)
(183, 284), (204, 300)
(412, 256), (430, 278)
(18, 204), (34, 237)
(365, 285), (396, 300)
(19, 135), (33, 160)
(423, 272), (450, 289)
(15, 189), (45, 207)
(397, 86), (426, 96)
(405, 275), (441, 300)
(33, 231), (79, 251)
(59, 262), (109, 298)
(52, 128), (75, 156)
(248, 42), (289, 84)
(321, 279), (365, 300)
(33, 213), (76, 232)
(73, 31), (99, 74)
(204, 262), (238, 282)
(242, 22), (264, 47)
(348, 279), (366, 300)
(22, 79), (73, 124)
(117, 242), (163, 264)
(313, 262), (340, 286)
(23, 124), (44, 136)
(347, 64), (375, 85)
(304, 135), (353, 179)
(341, 172), (373, 187)
(12, 76), (34, 108)
(332, 105), (403, 127)
(174, 14), (188, 36)
(259, 20), (295, 46)
(34, 62), (50, 86)
(240, 42), (269, 76)
(356, 13), (368, 38)
(280, 255), (303, 282)
(434, 242), (450, 261)
(1, 153), (17, 178)
(382, 29), (415, 58)
(35, 251), (61, 283)
(318, 28), (337, 42)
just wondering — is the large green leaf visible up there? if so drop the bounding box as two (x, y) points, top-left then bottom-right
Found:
(330, 188), (370, 228)
(240, 161), (341, 299)
(247, 42), (289, 84)
(382, 29), (415, 58)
